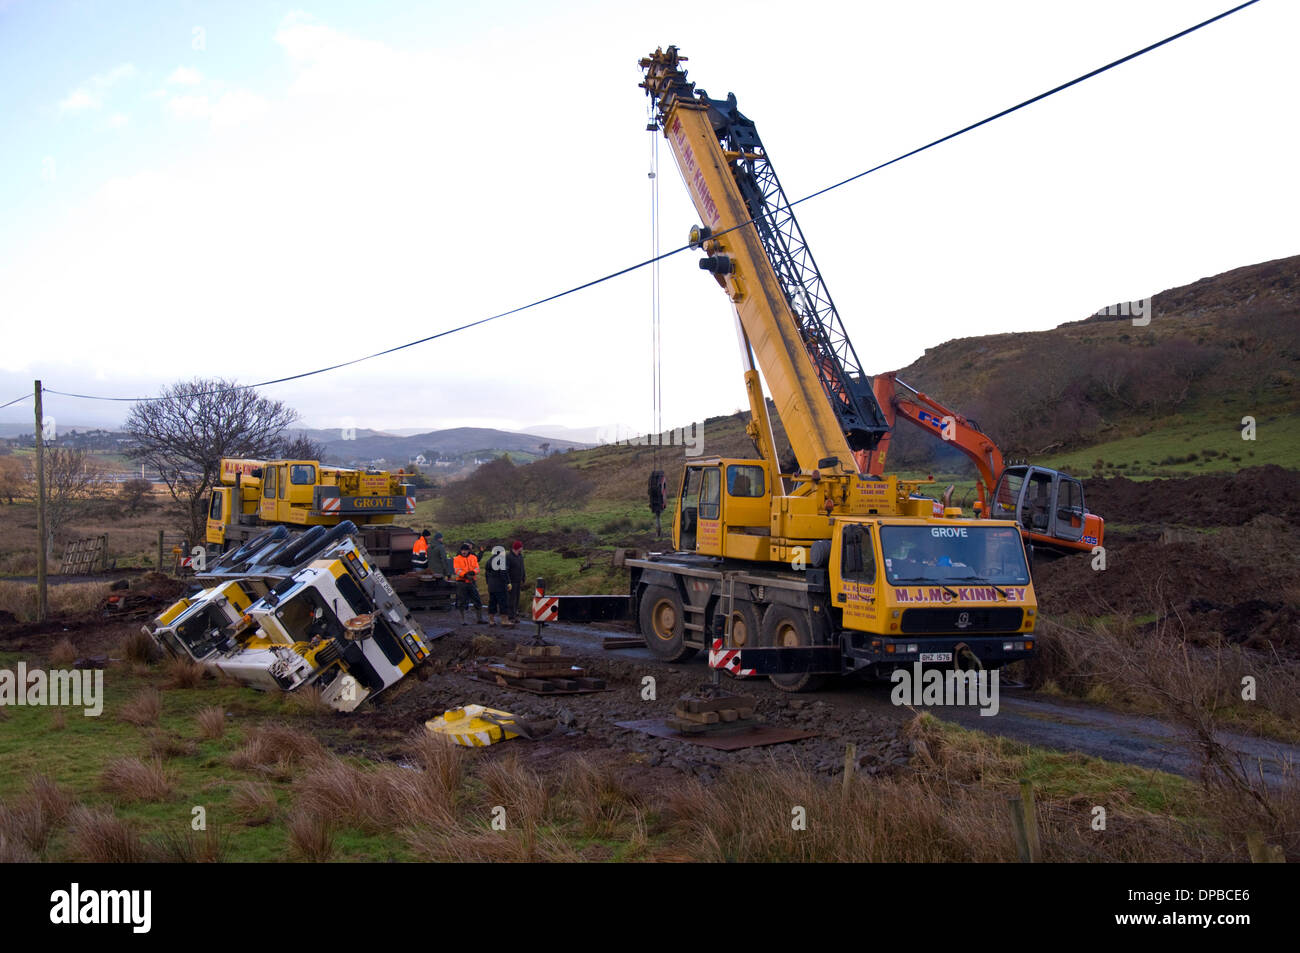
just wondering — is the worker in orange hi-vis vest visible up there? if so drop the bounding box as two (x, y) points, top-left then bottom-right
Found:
(453, 541), (485, 625)
(411, 530), (430, 571)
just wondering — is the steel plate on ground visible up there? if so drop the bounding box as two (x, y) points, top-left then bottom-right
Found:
(613, 718), (816, 750)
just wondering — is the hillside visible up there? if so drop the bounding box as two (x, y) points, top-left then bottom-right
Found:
(878, 254), (1300, 481)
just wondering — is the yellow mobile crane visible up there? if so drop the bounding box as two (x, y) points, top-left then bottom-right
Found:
(632, 48), (1037, 690)
(206, 457), (414, 551)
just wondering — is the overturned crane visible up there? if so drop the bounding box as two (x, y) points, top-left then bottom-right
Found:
(144, 522), (438, 711)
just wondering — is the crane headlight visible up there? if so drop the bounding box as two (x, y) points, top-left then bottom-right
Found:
(688, 224), (712, 248)
(699, 255), (732, 275)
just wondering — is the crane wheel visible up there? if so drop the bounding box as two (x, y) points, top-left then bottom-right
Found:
(639, 585), (696, 662)
(759, 605), (825, 693)
(723, 601), (762, 650)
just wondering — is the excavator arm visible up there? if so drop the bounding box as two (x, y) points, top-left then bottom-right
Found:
(865, 372), (1104, 555)
(863, 372), (1005, 513)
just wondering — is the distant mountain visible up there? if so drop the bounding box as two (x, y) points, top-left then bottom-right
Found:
(520, 424), (609, 443)
(311, 426), (589, 466)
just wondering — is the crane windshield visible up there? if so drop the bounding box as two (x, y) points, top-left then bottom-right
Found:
(880, 525), (1029, 586)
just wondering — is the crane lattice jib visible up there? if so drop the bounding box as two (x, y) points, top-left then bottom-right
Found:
(640, 47), (890, 455)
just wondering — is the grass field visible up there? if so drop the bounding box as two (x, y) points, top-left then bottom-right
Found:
(0, 498), (183, 577)
(1040, 412), (1298, 480)
(4, 643), (1277, 863)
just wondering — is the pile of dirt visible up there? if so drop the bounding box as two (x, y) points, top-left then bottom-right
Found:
(1033, 514), (1300, 654)
(1083, 465), (1300, 528)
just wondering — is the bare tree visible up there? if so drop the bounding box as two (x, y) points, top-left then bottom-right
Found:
(0, 456), (29, 504)
(124, 378), (298, 545)
(44, 447), (104, 547)
(118, 478), (154, 516)
(278, 431), (327, 460)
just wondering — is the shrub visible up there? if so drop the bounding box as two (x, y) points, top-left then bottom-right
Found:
(100, 756), (174, 802)
(49, 637), (78, 668)
(286, 810), (334, 862)
(118, 688), (162, 727)
(66, 806), (147, 863)
(164, 656), (205, 689)
(196, 706), (227, 740)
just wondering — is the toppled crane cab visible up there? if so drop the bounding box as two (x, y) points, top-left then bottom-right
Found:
(145, 521), (437, 711)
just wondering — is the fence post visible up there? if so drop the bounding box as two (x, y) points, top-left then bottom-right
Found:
(1008, 797), (1030, 862)
(1019, 778), (1042, 862)
(157, 529), (164, 571)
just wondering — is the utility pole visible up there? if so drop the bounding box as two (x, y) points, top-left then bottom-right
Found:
(34, 379), (48, 622)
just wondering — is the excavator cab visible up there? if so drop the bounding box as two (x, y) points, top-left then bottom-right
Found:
(990, 465), (1093, 556)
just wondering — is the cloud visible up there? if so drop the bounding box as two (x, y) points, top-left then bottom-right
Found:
(166, 93), (210, 120)
(58, 89), (96, 112)
(166, 67), (203, 86)
(58, 63), (136, 112)
(107, 113), (129, 129)
(274, 11), (424, 97)
(211, 89), (269, 127)
(166, 89), (269, 127)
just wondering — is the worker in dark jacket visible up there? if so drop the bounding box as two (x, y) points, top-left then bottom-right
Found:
(505, 540), (526, 626)
(428, 531), (450, 576)
(411, 530), (430, 571)
(483, 543), (511, 627)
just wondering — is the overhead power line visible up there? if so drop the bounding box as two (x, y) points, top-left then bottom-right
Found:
(32, 0), (1260, 406)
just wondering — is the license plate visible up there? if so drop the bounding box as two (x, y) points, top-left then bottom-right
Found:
(919, 652), (952, 663)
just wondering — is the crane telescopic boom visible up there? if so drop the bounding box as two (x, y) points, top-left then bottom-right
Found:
(641, 46), (890, 475)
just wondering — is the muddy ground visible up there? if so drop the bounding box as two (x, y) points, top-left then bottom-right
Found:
(2, 466), (1298, 787)
(1038, 466), (1300, 654)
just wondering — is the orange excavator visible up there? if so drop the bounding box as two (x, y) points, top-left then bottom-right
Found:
(858, 372), (1104, 559)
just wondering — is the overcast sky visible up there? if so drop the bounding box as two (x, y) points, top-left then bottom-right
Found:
(1, 0), (1295, 440)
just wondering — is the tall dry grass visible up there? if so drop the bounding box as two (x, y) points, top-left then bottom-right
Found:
(1027, 602), (1300, 858)
(146, 732), (197, 760)
(231, 781), (279, 825)
(150, 826), (229, 862)
(229, 724), (330, 781)
(100, 756), (174, 802)
(0, 581), (110, 623)
(66, 805), (148, 863)
(559, 757), (644, 839)
(118, 688), (162, 726)
(49, 637), (78, 667)
(293, 734), (465, 834)
(0, 773), (76, 856)
(281, 684), (331, 715)
(196, 705), (227, 740)
(661, 766), (1216, 863)
(286, 810), (334, 862)
(119, 629), (158, 664)
(163, 656), (205, 689)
